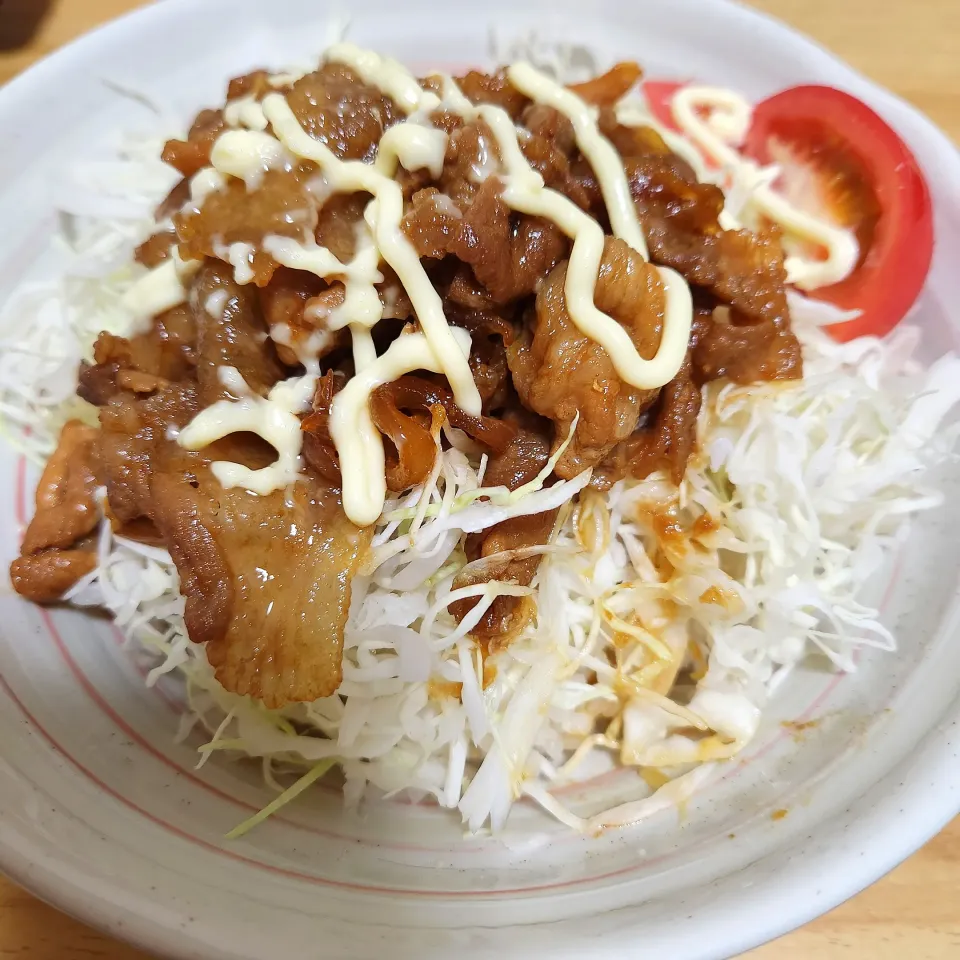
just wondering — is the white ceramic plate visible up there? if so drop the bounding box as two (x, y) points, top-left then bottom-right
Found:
(1, 1), (959, 958)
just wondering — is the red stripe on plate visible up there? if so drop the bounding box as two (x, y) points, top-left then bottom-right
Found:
(0, 666), (679, 895)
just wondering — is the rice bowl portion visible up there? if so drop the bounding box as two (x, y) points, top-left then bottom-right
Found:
(3, 36), (958, 840)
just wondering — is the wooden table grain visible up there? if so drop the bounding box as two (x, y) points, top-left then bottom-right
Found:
(1, 0), (959, 957)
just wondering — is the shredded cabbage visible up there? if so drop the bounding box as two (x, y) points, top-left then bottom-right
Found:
(3, 62), (959, 838)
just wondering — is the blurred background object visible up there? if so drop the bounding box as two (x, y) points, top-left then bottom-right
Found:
(0, 0), (55, 51)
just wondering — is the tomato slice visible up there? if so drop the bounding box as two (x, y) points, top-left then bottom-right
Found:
(642, 80), (687, 131)
(744, 85), (934, 342)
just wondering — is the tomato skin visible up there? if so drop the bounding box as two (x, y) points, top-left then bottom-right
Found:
(744, 85), (934, 342)
(642, 80), (934, 342)
(642, 80), (687, 131)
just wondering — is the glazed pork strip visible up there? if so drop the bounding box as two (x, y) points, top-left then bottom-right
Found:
(11, 57), (803, 680)
(71, 264), (369, 707)
(449, 429), (558, 647)
(10, 420), (100, 603)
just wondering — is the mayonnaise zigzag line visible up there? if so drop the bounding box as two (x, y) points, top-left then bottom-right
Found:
(330, 327), (473, 526)
(669, 85), (858, 290)
(261, 92), (482, 418)
(507, 62), (648, 256)
(178, 365), (316, 495)
(330, 45), (693, 392)
(180, 44), (698, 524)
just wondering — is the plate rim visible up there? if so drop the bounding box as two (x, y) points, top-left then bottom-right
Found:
(0, 0), (958, 958)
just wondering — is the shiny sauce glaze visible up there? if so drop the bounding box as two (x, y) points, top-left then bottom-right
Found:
(11, 47), (806, 703)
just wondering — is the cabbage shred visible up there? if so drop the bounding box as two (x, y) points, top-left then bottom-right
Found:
(2, 82), (959, 836)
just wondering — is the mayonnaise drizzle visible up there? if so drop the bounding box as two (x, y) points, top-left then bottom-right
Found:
(669, 86), (859, 290)
(181, 44), (699, 525)
(331, 50), (693, 392)
(329, 223), (386, 333)
(224, 95), (269, 132)
(189, 167), (226, 205)
(263, 221), (384, 366)
(261, 92), (482, 418)
(330, 328), (472, 526)
(459, 66), (691, 391)
(325, 43), (425, 114)
(375, 123), (448, 179)
(614, 99), (711, 181)
(262, 233), (383, 331)
(508, 63), (647, 257)
(178, 365), (315, 495)
(122, 250), (201, 334)
(210, 129), (293, 189)
(350, 325), (377, 371)
(213, 240), (257, 285)
(478, 101), (692, 389)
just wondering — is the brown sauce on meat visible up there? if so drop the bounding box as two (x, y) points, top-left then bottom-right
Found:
(158, 474), (370, 707)
(190, 260), (285, 402)
(509, 237), (664, 478)
(162, 109), (227, 178)
(11, 57), (806, 686)
(448, 429), (556, 645)
(135, 229), (177, 268)
(286, 64), (400, 161)
(10, 550), (97, 603)
(176, 164), (319, 286)
(10, 420), (101, 604)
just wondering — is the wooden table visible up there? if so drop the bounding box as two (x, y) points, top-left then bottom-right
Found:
(1, 0), (959, 956)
